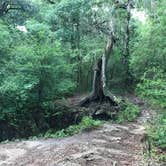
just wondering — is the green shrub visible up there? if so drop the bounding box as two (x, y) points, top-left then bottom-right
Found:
(148, 112), (166, 150)
(43, 116), (103, 138)
(0, 22), (76, 142)
(79, 116), (102, 129)
(115, 101), (140, 123)
(0, 101), (76, 142)
(136, 69), (166, 108)
(44, 129), (67, 138)
(136, 69), (166, 158)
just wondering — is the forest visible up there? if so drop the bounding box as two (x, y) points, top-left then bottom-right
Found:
(0, 0), (165, 165)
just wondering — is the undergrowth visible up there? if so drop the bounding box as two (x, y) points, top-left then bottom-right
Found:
(148, 113), (166, 150)
(137, 69), (166, 162)
(115, 101), (140, 123)
(146, 112), (166, 162)
(42, 116), (103, 138)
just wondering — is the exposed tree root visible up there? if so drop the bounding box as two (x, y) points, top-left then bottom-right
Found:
(78, 92), (120, 120)
(79, 93), (118, 107)
(77, 35), (123, 119)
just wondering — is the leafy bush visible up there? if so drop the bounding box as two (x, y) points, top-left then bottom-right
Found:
(80, 116), (102, 129)
(0, 98), (77, 142)
(130, 0), (166, 80)
(137, 69), (166, 109)
(136, 69), (166, 158)
(115, 101), (140, 123)
(148, 112), (166, 150)
(43, 116), (103, 138)
(0, 20), (76, 142)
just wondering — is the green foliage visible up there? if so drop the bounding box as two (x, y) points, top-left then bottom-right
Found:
(137, 69), (166, 108)
(0, 99), (76, 141)
(115, 101), (140, 123)
(0, 38), (75, 104)
(130, 1), (166, 157)
(130, 0), (166, 80)
(0, 0), (166, 151)
(148, 112), (166, 150)
(43, 116), (103, 138)
(137, 69), (166, 152)
(146, 112), (166, 162)
(80, 116), (102, 129)
(0, 18), (76, 141)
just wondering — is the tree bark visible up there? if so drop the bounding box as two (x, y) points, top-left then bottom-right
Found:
(79, 35), (118, 107)
(92, 38), (114, 98)
(124, 0), (132, 86)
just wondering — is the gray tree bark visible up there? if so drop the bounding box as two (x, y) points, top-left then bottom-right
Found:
(79, 35), (118, 107)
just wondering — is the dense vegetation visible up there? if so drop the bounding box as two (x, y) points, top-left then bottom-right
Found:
(132, 0), (166, 160)
(42, 116), (102, 139)
(0, 0), (165, 159)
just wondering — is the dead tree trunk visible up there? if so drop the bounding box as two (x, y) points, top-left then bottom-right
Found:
(124, 0), (132, 86)
(79, 35), (118, 108)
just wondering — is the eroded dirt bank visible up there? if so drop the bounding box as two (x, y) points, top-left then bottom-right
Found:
(0, 96), (163, 166)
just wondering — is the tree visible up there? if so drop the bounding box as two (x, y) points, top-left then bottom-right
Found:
(130, 0), (166, 79)
(123, 0), (133, 85)
(45, 0), (136, 108)
(79, 0), (134, 107)
(0, 14), (76, 140)
(79, 33), (118, 107)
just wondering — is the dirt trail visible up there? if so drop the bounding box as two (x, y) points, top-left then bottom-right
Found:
(0, 96), (162, 166)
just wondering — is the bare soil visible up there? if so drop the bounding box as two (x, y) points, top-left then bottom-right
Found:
(0, 95), (163, 166)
